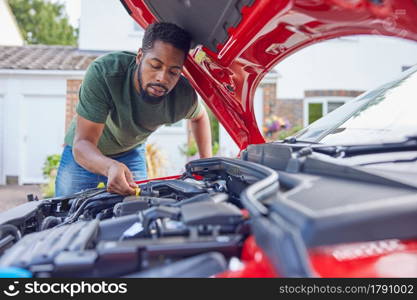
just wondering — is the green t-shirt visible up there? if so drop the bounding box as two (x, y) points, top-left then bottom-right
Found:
(65, 51), (201, 156)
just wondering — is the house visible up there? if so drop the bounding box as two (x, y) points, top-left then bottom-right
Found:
(0, 0), (23, 46)
(78, 0), (143, 52)
(0, 0), (105, 185)
(274, 35), (417, 128)
(0, 45), (100, 184)
(0, 0), (207, 185)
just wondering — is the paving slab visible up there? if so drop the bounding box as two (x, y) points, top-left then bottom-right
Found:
(0, 185), (43, 213)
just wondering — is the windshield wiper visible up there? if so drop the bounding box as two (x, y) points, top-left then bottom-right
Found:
(282, 136), (321, 144)
(359, 156), (417, 166)
(312, 135), (417, 158)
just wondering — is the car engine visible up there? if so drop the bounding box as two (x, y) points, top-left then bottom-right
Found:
(2, 144), (417, 278)
(0, 157), (274, 277)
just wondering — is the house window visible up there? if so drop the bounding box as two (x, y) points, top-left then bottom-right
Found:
(308, 103), (323, 124)
(304, 98), (350, 126)
(327, 101), (344, 113)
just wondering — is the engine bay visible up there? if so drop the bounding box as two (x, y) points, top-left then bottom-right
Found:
(2, 146), (417, 278)
(0, 158), (275, 277)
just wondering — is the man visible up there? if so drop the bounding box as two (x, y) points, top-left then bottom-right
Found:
(55, 22), (212, 196)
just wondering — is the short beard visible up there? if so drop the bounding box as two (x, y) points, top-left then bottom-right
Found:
(137, 62), (168, 103)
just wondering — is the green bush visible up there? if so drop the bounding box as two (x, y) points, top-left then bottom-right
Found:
(212, 141), (219, 155)
(179, 140), (198, 157)
(41, 154), (61, 197)
(277, 125), (303, 140)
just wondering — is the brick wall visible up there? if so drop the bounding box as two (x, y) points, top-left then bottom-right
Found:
(274, 98), (303, 128)
(261, 82), (303, 140)
(261, 85), (365, 140)
(66, 79), (82, 131)
(262, 83), (277, 118)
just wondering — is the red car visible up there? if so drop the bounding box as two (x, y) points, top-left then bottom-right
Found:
(0, 0), (417, 278)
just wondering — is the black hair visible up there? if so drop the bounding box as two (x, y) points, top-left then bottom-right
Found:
(142, 22), (192, 57)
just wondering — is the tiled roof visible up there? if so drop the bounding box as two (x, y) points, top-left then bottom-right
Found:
(0, 45), (108, 70)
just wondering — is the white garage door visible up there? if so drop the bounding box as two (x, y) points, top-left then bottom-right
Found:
(21, 95), (66, 184)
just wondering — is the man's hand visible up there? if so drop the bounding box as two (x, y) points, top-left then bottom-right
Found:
(106, 161), (138, 195)
(73, 116), (139, 196)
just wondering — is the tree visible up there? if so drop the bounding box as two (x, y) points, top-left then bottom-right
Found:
(8, 0), (77, 46)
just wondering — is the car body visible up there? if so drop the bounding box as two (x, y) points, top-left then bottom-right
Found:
(1, 0), (417, 277)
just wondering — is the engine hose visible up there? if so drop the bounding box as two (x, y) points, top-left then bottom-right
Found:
(40, 216), (62, 230)
(140, 206), (181, 233)
(0, 224), (21, 244)
(58, 190), (109, 227)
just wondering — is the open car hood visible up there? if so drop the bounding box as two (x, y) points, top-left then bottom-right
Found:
(121, 0), (417, 150)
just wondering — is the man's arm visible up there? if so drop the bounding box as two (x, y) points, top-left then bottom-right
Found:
(190, 107), (212, 158)
(73, 116), (137, 195)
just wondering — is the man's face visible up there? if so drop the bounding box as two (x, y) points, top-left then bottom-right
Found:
(136, 40), (185, 100)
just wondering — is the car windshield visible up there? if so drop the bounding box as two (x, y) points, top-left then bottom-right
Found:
(294, 65), (417, 145)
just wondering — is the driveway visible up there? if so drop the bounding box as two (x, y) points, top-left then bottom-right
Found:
(0, 185), (43, 212)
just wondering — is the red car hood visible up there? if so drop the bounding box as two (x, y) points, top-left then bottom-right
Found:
(121, 0), (417, 150)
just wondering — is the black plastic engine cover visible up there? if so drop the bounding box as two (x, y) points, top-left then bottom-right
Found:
(181, 201), (243, 226)
(0, 220), (99, 269)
